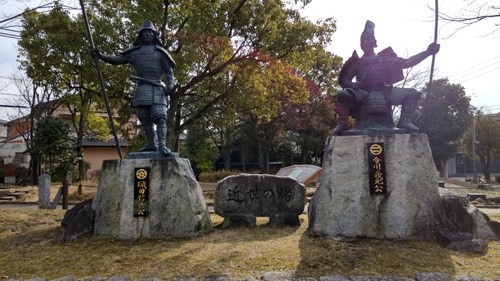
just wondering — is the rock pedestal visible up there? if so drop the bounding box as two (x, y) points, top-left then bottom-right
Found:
(93, 157), (212, 240)
(308, 133), (441, 239)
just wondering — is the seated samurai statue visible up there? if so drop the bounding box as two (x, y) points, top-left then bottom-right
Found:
(332, 20), (440, 135)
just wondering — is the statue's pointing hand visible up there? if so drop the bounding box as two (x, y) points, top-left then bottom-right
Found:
(90, 48), (102, 60)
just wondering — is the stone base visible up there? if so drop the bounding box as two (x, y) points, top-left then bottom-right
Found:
(269, 213), (300, 228)
(93, 157), (212, 239)
(341, 127), (410, 136)
(127, 151), (179, 159)
(222, 214), (257, 228)
(308, 133), (440, 240)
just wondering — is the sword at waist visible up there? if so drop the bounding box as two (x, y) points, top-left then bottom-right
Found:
(130, 75), (166, 88)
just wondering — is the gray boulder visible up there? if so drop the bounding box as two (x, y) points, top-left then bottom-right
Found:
(415, 272), (451, 281)
(437, 189), (499, 240)
(308, 133), (499, 251)
(93, 158), (212, 240)
(454, 276), (492, 281)
(308, 134), (441, 239)
(350, 277), (379, 281)
(318, 276), (349, 281)
(58, 199), (95, 242)
(436, 189), (499, 252)
(215, 174), (306, 228)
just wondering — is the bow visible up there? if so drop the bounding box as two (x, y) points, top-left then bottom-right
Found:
(423, 0), (439, 114)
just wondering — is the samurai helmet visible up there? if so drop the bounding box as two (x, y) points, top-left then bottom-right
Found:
(137, 20), (159, 35)
(133, 20), (162, 46)
(360, 20), (377, 49)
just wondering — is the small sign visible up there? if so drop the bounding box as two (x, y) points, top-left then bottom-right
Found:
(368, 143), (387, 195)
(134, 167), (150, 216)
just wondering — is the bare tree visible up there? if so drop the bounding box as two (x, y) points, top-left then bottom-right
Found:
(439, 1), (500, 36)
(10, 71), (61, 183)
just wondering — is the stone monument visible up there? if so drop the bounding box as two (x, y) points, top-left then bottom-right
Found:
(308, 134), (440, 239)
(215, 174), (306, 228)
(38, 174), (51, 209)
(93, 158), (212, 239)
(308, 134), (499, 244)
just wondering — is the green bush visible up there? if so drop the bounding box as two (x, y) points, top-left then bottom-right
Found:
(495, 174), (500, 184)
(15, 167), (31, 186)
(198, 170), (240, 183)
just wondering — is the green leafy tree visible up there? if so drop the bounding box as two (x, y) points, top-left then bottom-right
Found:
(19, 0), (341, 173)
(18, 4), (128, 182)
(461, 113), (500, 183)
(184, 123), (219, 175)
(31, 116), (76, 180)
(415, 78), (472, 167)
(87, 0), (338, 151)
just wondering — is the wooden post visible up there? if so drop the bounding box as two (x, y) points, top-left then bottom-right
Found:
(62, 179), (68, 210)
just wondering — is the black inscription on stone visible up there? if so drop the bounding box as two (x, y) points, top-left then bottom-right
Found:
(134, 167), (150, 216)
(263, 189), (273, 198)
(226, 186), (294, 203)
(368, 142), (387, 195)
(228, 185), (245, 202)
(277, 186), (292, 201)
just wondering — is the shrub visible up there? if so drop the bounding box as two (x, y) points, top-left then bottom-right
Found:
(495, 174), (500, 184)
(90, 169), (101, 180)
(15, 167), (31, 186)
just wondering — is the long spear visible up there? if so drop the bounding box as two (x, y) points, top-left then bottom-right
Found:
(79, 0), (123, 159)
(423, 0), (439, 115)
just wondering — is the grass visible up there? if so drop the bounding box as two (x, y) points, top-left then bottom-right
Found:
(1, 178), (499, 279)
(0, 209), (499, 280)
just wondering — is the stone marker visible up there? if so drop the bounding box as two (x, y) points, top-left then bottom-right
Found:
(93, 157), (212, 239)
(215, 174), (306, 228)
(38, 173), (51, 209)
(308, 134), (442, 239)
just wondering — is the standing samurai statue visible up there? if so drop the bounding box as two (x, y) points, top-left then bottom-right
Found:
(93, 20), (176, 155)
(332, 20), (440, 135)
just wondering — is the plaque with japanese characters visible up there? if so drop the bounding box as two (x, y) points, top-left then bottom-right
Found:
(134, 167), (150, 216)
(368, 143), (387, 195)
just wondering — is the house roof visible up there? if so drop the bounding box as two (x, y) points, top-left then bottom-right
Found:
(82, 138), (129, 147)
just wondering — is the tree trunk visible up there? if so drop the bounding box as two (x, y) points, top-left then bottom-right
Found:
(479, 154), (491, 183)
(29, 157), (40, 185)
(258, 139), (265, 174)
(166, 94), (179, 150)
(265, 147), (270, 174)
(241, 143), (246, 172)
(223, 145), (231, 170)
(77, 113), (85, 195)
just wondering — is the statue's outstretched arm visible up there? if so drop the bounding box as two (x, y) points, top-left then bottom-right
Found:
(92, 48), (130, 65)
(395, 43), (440, 69)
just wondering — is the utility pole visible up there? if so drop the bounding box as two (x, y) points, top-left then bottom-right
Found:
(472, 113), (477, 183)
